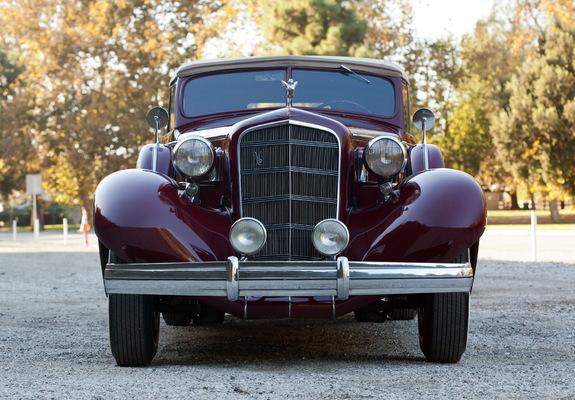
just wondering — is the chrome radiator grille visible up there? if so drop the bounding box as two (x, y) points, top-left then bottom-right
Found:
(239, 124), (339, 260)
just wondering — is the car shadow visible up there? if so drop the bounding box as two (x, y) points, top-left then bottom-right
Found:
(153, 315), (426, 367)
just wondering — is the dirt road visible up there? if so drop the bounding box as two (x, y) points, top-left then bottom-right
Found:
(0, 233), (573, 399)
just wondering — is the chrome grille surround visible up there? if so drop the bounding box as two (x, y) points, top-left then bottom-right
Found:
(238, 122), (340, 261)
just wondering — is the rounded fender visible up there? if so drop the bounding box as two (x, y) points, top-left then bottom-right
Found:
(346, 168), (486, 263)
(94, 169), (234, 269)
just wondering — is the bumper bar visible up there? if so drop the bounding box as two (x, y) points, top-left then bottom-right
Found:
(104, 256), (474, 301)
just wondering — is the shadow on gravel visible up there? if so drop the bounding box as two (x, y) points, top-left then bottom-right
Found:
(152, 316), (426, 367)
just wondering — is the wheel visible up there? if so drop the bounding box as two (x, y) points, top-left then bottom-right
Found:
(162, 313), (192, 326)
(109, 294), (160, 367)
(417, 251), (470, 363)
(417, 292), (469, 363)
(108, 252), (160, 367)
(389, 308), (417, 320)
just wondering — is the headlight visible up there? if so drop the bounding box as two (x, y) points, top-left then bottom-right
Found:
(173, 137), (215, 178)
(230, 218), (267, 255)
(312, 219), (349, 256)
(364, 136), (406, 178)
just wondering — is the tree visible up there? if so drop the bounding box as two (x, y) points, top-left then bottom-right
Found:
(255, 0), (413, 57)
(492, 28), (575, 220)
(0, 50), (29, 199)
(435, 19), (518, 188)
(256, 0), (369, 56)
(0, 0), (235, 221)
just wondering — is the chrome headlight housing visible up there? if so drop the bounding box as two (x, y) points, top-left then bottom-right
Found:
(364, 136), (407, 178)
(230, 218), (267, 255)
(312, 219), (349, 256)
(173, 136), (215, 178)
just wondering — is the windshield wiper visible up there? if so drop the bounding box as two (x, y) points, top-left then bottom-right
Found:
(340, 65), (371, 84)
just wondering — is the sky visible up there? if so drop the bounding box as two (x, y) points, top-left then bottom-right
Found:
(412, 0), (495, 39)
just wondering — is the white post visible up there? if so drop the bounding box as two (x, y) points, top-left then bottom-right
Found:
(34, 218), (40, 240)
(531, 210), (537, 262)
(63, 218), (68, 245)
(12, 219), (17, 241)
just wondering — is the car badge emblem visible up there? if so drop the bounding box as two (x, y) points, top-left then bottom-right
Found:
(253, 151), (263, 167)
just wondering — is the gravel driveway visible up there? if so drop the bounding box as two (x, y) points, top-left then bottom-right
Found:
(0, 233), (573, 399)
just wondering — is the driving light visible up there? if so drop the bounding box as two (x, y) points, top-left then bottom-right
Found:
(173, 136), (215, 178)
(230, 218), (267, 255)
(364, 136), (406, 178)
(312, 219), (349, 256)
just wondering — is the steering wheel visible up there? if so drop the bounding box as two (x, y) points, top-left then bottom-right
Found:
(317, 100), (372, 114)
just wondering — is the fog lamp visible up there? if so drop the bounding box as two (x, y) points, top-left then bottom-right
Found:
(312, 219), (349, 256)
(364, 136), (406, 178)
(229, 218), (267, 255)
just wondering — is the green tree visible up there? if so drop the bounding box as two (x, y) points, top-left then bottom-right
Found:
(436, 20), (516, 183)
(256, 0), (413, 57)
(492, 28), (575, 220)
(257, 0), (369, 56)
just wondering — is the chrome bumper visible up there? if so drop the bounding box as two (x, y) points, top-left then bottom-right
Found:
(104, 256), (474, 300)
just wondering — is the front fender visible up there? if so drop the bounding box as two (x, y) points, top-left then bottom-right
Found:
(346, 168), (486, 264)
(94, 169), (234, 271)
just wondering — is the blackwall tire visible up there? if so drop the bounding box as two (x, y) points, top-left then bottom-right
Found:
(107, 252), (159, 367)
(109, 294), (160, 367)
(418, 292), (469, 363)
(418, 249), (471, 363)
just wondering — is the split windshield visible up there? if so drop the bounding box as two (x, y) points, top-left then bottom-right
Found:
(182, 68), (396, 117)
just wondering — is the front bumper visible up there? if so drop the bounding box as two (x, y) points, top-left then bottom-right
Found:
(104, 256), (473, 301)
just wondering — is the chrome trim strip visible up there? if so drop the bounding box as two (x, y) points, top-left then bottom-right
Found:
(104, 257), (474, 297)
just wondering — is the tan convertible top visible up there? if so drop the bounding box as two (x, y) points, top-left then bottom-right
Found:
(175, 55), (409, 82)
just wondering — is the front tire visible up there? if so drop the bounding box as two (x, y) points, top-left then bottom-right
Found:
(417, 250), (470, 363)
(417, 292), (469, 363)
(109, 294), (160, 367)
(108, 252), (160, 367)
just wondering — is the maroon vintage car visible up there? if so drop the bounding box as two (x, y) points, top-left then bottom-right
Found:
(94, 55), (486, 367)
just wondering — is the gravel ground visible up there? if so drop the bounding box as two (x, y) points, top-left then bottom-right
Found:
(0, 232), (574, 399)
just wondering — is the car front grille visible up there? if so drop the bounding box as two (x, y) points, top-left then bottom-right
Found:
(239, 123), (339, 260)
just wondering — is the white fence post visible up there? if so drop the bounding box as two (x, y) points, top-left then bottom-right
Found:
(12, 220), (17, 241)
(531, 210), (537, 262)
(63, 218), (68, 245)
(34, 218), (40, 240)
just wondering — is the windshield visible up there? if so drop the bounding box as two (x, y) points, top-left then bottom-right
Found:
(183, 70), (287, 117)
(291, 69), (395, 116)
(182, 68), (395, 117)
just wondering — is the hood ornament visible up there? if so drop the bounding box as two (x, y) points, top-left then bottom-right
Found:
(281, 78), (298, 108)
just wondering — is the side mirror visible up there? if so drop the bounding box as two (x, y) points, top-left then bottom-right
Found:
(412, 108), (435, 132)
(412, 108), (435, 170)
(147, 107), (169, 145)
(147, 107), (169, 131)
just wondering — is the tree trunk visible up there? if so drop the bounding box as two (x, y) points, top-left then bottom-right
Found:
(549, 197), (563, 223)
(509, 188), (521, 210)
